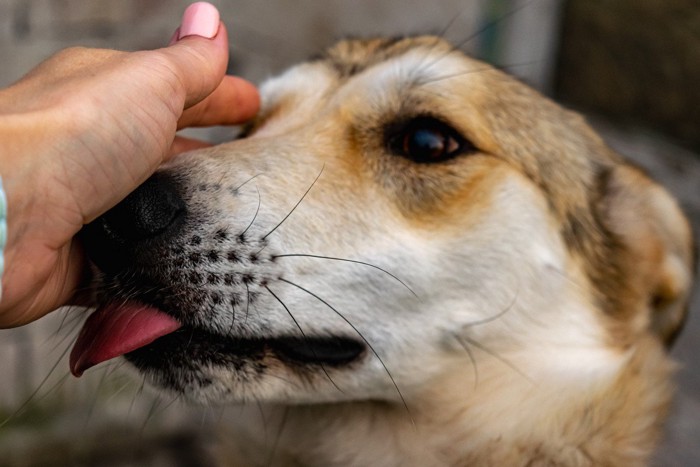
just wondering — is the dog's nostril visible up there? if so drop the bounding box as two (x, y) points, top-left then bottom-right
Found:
(80, 172), (186, 272)
(102, 173), (185, 241)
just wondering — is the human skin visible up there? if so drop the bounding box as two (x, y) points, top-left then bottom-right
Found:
(0, 4), (260, 327)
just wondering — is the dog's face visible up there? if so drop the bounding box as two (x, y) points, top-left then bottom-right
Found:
(72, 37), (693, 412)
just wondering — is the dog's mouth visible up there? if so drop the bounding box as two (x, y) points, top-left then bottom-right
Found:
(70, 302), (366, 377)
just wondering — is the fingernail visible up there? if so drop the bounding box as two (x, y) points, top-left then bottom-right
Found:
(178, 2), (220, 40)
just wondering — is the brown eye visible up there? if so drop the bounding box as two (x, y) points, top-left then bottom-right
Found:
(387, 117), (475, 163)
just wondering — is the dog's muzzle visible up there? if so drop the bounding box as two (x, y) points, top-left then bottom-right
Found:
(72, 173), (367, 378)
(81, 172), (186, 274)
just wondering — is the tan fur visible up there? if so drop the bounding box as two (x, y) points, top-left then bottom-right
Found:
(116, 37), (695, 465)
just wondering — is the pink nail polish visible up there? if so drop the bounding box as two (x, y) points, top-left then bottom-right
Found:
(178, 2), (220, 40)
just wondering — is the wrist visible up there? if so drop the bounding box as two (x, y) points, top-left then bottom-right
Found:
(0, 110), (81, 323)
(0, 111), (64, 271)
(0, 110), (60, 222)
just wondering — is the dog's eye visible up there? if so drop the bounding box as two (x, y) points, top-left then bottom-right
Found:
(387, 117), (474, 163)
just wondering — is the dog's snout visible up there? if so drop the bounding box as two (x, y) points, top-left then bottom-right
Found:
(103, 172), (185, 241)
(80, 172), (186, 273)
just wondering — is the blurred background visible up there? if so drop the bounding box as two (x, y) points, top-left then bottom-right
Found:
(0, 0), (698, 465)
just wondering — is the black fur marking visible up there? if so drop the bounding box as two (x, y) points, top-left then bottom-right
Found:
(242, 274), (255, 285)
(207, 273), (220, 285)
(207, 250), (220, 263)
(230, 293), (241, 306)
(188, 252), (202, 265)
(189, 272), (203, 285)
(192, 294), (206, 305)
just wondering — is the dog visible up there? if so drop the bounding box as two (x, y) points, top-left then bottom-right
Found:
(71, 36), (695, 466)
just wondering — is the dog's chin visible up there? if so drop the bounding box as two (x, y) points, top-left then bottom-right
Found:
(124, 326), (367, 398)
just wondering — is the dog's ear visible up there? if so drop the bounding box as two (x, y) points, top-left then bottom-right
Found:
(604, 164), (695, 347)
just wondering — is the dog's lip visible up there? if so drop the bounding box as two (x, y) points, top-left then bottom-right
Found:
(126, 327), (367, 370)
(69, 302), (182, 377)
(268, 335), (366, 366)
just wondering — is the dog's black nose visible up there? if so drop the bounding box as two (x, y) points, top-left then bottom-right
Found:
(80, 172), (186, 273)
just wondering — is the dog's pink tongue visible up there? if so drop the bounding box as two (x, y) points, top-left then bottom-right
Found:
(70, 303), (181, 377)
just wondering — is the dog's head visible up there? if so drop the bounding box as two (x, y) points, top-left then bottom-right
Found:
(71, 37), (694, 408)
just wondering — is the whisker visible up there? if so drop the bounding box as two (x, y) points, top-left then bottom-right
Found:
(453, 335), (479, 390)
(266, 406), (290, 467)
(147, 392), (180, 421)
(55, 305), (78, 334)
(49, 310), (85, 353)
(255, 242), (270, 256)
(104, 358), (129, 378)
(273, 253), (418, 298)
(416, 60), (541, 87)
(11, 371), (71, 414)
(460, 0), (536, 51)
(279, 278), (412, 422)
(454, 288), (521, 385)
(231, 173), (263, 194)
(240, 186), (262, 238)
(227, 295), (237, 336)
(0, 337), (74, 428)
(127, 377), (147, 421)
(458, 335), (533, 384)
(463, 289), (519, 329)
(256, 399), (269, 444)
(185, 327), (196, 353)
(244, 283), (251, 325)
(411, 0), (536, 83)
(405, 34), (461, 91)
(263, 371), (306, 390)
(84, 366), (111, 428)
(262, 166), (324, 240)
(104, 379), (136, 405)
(546, 264), (589, 296)
(436, 10), (464, 40)
(140, 394), (164, 433)
(266, 285), (344, 394)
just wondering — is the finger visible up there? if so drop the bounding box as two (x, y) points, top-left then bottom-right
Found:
(178, 75), (259, 129)
(168, 136), (212, 156)
(157, 6), (230, 109)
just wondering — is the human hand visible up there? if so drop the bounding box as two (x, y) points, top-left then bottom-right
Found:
(0, 2), (259, 327)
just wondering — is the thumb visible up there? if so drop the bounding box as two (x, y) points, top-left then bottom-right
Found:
(158, 2), (229, 109)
